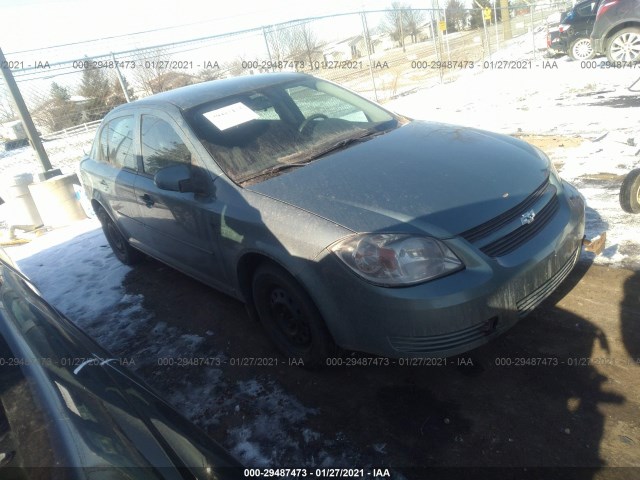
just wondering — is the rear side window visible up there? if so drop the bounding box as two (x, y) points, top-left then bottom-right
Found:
(141, 116), (192, 176)
(576, 1), (597, 15)
(95, 116), (136, 169)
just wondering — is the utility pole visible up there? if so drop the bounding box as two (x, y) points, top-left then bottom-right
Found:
(0, 47), (58, 179)
(500, 0), (512, 39)
(111, 52), (131, 102)
(399, 9), (406, 52)
(361, 11), (379, 102)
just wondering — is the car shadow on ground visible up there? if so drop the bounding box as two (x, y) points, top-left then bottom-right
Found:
(110, 200), (632, 475)
(621, 270), (640, 363)
(118, 249), (630, 477)
(12, 203), (628, 475)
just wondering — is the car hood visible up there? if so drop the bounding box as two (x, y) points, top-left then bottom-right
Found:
(247, 121), (551, 238)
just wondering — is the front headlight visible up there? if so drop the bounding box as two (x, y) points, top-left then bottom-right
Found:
(331, 233), (464, 287)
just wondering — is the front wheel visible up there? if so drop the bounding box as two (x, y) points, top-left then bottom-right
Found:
(252, 263), (335, 368)
(620, 169), (640, 214)
(96, 207), (143, 265)
(606, 27), (640, 63)
(569, 38), (594, 61)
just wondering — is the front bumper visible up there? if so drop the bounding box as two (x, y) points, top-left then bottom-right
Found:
(303, 181), (586, 358)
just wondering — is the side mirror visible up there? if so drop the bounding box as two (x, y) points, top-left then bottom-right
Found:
(154, 164), (195, 193)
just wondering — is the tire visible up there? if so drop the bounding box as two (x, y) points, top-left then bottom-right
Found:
(620, 168), (640, 214)
(95, 207), (143, 265)
(606, 27), (640, 63)
(569, 37), (594, 61)
(252, 262), (335, 368)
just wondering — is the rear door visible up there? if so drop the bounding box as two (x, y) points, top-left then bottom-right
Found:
(133, 109), (229, 289)
(84, 114), (144, 243)
(576, 0), (600, 33)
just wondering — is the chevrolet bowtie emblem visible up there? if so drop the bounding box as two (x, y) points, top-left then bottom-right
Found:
(521, 210), (536, 225)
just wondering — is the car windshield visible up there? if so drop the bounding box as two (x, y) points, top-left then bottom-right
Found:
(183, 77), (401, 184)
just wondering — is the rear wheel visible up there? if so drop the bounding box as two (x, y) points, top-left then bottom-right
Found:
(569, 38), (594, 60)
(252, 262), (335, 368)
(95, 207), (143, 265)
(606, 27), (640, 63)
(620, 169), (640, 214)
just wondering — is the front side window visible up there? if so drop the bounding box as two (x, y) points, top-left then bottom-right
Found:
(141, 116), (192, 176)
(184, 78), (400, 183)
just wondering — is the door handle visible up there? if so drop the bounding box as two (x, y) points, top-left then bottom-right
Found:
(99, 180), (108, 187)
(140, 194), (155, 208)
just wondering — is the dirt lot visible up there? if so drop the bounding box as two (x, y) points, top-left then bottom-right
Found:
(115, 254), (640, 479)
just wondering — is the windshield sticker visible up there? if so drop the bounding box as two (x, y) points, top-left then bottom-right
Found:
(203, 102), (259, 130)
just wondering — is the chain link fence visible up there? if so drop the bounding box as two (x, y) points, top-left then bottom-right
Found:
(0, 2), (569, 179)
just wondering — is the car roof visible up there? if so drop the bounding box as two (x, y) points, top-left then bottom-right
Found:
(113, 72), (310, 113)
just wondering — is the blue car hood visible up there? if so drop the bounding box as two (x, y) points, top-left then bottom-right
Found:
(247, 121), (550, 238)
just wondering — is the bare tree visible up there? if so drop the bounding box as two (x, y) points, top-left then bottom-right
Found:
(147, 71), (196, 93)
(266, 25), (293, 65)
(105, 76), (135, 109)
(276, 22), (323, 66)
(295, 23), (323, 65)
(404, 7), (426, 42)
(0, 90), (16, 122)
(382, 3), (426, 47)
(132, 48), (173, 95)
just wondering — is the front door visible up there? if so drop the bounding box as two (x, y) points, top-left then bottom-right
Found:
(133, 112), (228, 289)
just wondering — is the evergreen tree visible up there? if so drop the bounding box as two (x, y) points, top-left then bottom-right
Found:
(79, 56), (110, 120)
(51, 82), (70, 102)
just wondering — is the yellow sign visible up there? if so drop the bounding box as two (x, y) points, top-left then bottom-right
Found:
(483, 7), (492, 20)
(438, 20), (447, 31)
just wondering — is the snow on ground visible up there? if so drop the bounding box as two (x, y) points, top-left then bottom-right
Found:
(5, 219), (329, 467)
(2, 24), (639, 468)
(0, 129), (95, 180)
(388, 33), (640, 270)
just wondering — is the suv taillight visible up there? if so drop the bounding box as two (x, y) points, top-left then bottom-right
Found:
(596, 0), (619, 19)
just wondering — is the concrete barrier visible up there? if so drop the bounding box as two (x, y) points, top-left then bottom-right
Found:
(29, 173), (87, 228)
(4, 173), (43, 229)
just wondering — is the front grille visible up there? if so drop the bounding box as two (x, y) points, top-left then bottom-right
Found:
(388, 322), (490, 353)
(480, 195), (559, 257)
(458, 174), (561, 258)
(460, 177), (550, 243)
(516, 246), (580, 318)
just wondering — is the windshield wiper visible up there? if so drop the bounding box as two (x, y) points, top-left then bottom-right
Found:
(307, 129), (387, 161)
(239, 162), (309, 184)
(239, 129), (388, 185)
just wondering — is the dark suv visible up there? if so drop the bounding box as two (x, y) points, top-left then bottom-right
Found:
(590, 0), (640, 62)
(556, 0), (601, 60)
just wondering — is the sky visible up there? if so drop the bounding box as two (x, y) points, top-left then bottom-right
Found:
(0, 0), (420, 55)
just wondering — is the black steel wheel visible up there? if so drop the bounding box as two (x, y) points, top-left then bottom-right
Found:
(96, 207), (143, 265)
(252, 262), (334, 368)
(620, 168), (640, 214)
